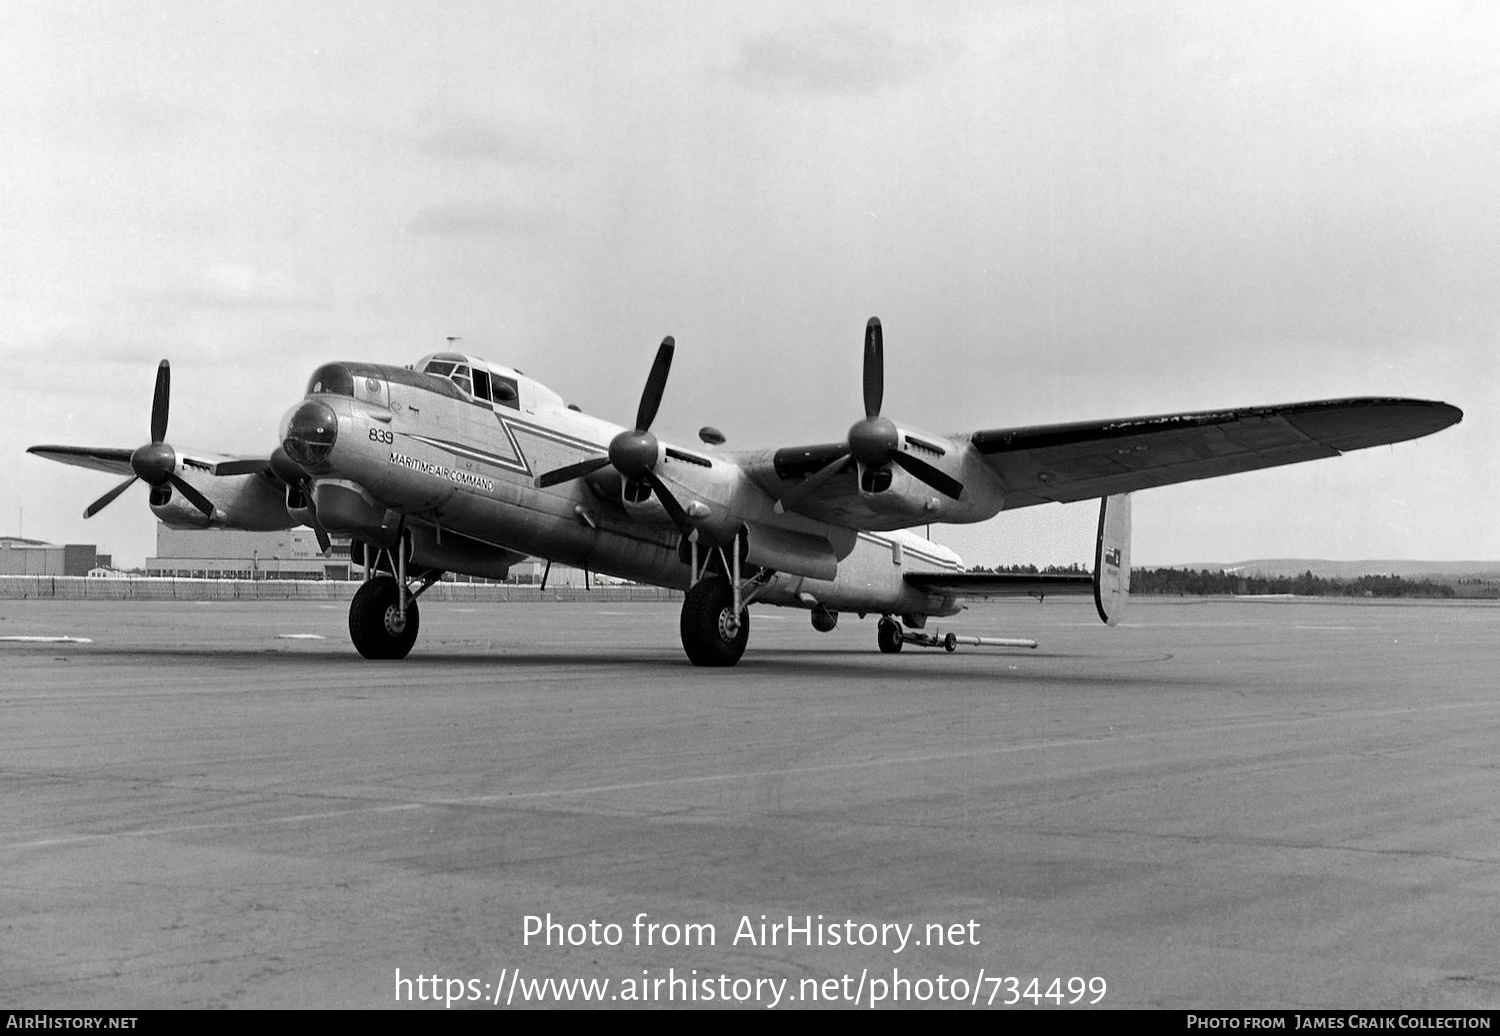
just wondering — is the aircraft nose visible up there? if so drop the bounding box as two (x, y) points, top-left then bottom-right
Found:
(282, 399), (339, 470)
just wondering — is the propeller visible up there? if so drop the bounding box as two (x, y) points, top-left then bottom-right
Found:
(269, 446), (332, 554)
(534, 337), (699, 541)
(211, 450), (329, 555)
(82, 360), (218, 521)
(775, 318), (963, 514)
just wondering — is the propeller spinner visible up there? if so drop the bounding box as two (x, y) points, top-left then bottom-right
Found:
(534, 337), (699, 541)
(82, 360), (218, 521)
(775, 318), (964, 514)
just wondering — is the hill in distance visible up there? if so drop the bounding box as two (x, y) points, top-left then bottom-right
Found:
(1155, 559), (1500, 581)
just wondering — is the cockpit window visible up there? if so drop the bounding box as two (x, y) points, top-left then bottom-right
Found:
(491, 375), (519, 409)
(420, 357), (517, 407)
(423, 359), (480, 397)
(307, 363), (353, 397)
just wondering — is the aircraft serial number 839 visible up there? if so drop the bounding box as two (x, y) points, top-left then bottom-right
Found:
(28, 318), (1461, 666)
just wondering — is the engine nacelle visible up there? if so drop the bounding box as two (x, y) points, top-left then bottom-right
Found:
(150, 472), (296, 531)
(856, 463), (941, 519)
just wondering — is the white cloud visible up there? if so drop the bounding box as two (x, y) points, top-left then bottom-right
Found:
(406, 199), (556, 238)
(729, 21), (935, 95)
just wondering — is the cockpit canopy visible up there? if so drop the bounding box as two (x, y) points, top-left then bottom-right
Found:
(418, 356), (516, 407)
(303, 353), (564, 413)
(417, 352), (525, 409)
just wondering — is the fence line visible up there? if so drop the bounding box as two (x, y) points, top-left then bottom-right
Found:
(0, 576), (683, 604)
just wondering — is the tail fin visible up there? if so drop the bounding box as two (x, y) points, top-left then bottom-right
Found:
(1093, 493), (1132, 625)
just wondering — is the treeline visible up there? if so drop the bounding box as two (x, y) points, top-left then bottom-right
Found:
(968, 564), (1456, 597)
(1128, 568), (1454, 598)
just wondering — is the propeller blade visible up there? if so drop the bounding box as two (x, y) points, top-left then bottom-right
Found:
(83, 476), (138, 518)
(150, 360), (170, 443)
(863, 317), (883, 418)
(269, 446), (307, 487)
(635, 336), (675, 432)
(890, 451), (964, 500)
(168, 474), (217, 518)
(213, 457), (272, 476)
(312, 522), (331, 555)
(640, 469), (697, 542)
(534, 455), (612, 489)
(773, 452), (852, 514)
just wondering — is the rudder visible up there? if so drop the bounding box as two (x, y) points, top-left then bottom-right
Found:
(1093, 493), (1131, 625)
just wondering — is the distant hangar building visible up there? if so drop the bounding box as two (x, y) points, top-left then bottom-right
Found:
(0, 537), (101, 576)
(147, 526), (350, 580)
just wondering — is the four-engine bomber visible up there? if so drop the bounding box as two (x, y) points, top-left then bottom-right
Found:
(29, 318), (1462, 665)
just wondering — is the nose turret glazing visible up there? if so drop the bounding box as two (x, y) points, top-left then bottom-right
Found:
(282, 399), (338, 470)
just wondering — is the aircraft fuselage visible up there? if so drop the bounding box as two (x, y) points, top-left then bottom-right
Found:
(278, 354), (969, 621)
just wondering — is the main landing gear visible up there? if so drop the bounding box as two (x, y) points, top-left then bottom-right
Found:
(679, 531), (772, 667)
(348, 534), (443, 660)
(680, 576), (748, 667)
(349, 577), (420, 659)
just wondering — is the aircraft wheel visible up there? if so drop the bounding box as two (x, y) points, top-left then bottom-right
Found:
(680, 576), (749, 667)
(876, 617), (903, 654)
(943, 632), (958, 653)
(349, 577), (420, 659)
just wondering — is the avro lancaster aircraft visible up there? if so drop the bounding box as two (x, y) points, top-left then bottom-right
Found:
(28, 318), (1462, 665)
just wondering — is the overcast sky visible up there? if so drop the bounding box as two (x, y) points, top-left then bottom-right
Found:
(3, 1), (1495, 569)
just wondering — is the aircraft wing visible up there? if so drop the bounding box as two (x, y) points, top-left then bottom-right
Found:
(969, 397), (1461, 509)
(27, 445), (277, 479)
(746, 397), (1460, 526)
(26, 445), (136, 477)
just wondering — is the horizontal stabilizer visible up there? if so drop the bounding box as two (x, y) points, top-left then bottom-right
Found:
(903, 571), (1094, 598)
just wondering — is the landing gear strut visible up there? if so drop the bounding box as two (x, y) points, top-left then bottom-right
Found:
(679, 576), (749, 667)
(348, 530), (442, 659)
(678, 530), (771, 667)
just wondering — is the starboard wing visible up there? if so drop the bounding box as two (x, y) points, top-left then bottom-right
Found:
(970, 397), (1460, 509)
(744, 398), (1459, 527)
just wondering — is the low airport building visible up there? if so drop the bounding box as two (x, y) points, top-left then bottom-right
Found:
(0, 537), (101, 576)
(147, 527), (350, 580)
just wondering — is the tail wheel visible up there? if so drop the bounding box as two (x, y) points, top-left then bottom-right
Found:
(349, 577), (420, 659)
(680, 576), (749, 667)
(876, 617), (903, 654)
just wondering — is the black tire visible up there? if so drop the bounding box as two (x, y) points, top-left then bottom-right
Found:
(943, 632), (958, 653)
(877, 617), (903, 654)
(680, 576), (749, 667)
(349, 577), (420, 659)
